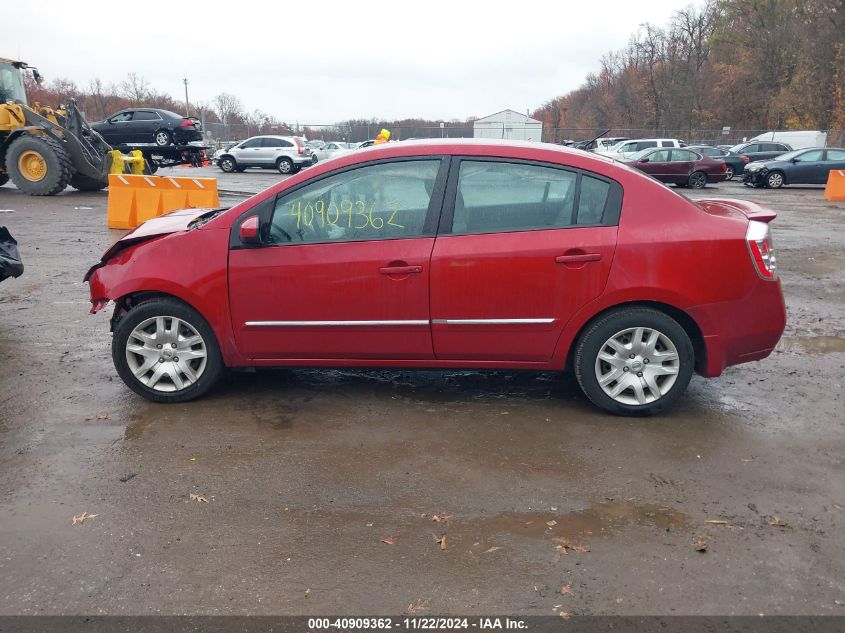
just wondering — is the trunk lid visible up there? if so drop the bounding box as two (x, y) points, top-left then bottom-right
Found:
(693, 198), (777, 223)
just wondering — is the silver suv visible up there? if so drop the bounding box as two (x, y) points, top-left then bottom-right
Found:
(217, 135), (314, 174)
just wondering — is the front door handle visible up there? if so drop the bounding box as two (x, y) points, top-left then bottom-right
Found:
(555, 253), (602, 264)
(379, 265), (422, 275)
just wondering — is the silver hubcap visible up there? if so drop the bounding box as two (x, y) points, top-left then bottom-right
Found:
(279, 161), (291, 173)
(726, 167), (734, 179)
(126, 316), (207, 392)
(595, 327), (680, 406)
(156, 132), (169, 145)
(768, 173), (782, 187)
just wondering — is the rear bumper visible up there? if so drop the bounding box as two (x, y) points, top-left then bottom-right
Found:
(174, 129), (203, 143)
(689, 278), (786, 377)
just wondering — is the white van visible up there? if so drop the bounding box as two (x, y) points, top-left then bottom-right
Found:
(749, 131), (827, 150)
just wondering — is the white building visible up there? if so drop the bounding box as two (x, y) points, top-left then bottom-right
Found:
(473, 109), (543, 141)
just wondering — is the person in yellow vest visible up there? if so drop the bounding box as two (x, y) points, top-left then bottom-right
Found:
(374, 129), (391, 145)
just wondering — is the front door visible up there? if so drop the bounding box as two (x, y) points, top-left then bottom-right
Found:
(231, 138), (263, 166)
(228, 158), (447, 359)
(430, 159), (619, 362)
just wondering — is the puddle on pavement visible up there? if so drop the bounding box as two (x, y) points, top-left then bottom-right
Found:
(779, 336), (845, 354)
(464, 499), (688, 540)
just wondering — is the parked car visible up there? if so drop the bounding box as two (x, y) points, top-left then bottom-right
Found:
(623, 148), (727, 188)
(211, 142), (239, 165)
(85, 140), (785, 416)
(598, 138), (687, 160)
(216, 136), (313, 174)
(742, 147), (845, 188)
(356, 140), (377, 149)
(687, 145), (746, 180)
(728, 141), (792, 165)
(92, 109), (203, 147)
(311, 141), (353, 163)
(0, 226), (23, 283)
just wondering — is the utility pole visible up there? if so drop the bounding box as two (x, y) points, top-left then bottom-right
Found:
(183, 78), (190, 117)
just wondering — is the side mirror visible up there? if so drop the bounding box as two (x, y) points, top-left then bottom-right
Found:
(791, 158), (799, 163)
(239, 216), (261, 244)
(640, 158), (650, 163)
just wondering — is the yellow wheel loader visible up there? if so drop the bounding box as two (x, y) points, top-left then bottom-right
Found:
(0, 58), (122, 195)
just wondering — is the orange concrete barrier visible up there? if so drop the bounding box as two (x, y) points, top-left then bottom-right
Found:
(107, 175), (220, 229)
(824, 169), (845, 201)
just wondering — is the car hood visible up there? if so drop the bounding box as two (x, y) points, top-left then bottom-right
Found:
(83, 208), (222, 281)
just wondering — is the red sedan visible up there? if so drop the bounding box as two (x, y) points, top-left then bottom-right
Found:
(86, 140), (785, 415)
(623, 147), (728, 188)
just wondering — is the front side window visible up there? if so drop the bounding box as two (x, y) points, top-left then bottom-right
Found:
(110, 112), (133, 122)
(267, 160), (440, 245)
(239, 138), (262, 149)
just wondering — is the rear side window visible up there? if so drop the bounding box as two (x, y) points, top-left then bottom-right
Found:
(637, 141), (658, 150)
(826, 149), (845, 160)
(660, 141), (674, 147)
(743, 144), (761, 153)
(268, 160), (440, 244)
(263, 138), (293, 148)
(671, 150), (697, 162)
(452, 160), (620, 234)
(133, 111), (161, 121)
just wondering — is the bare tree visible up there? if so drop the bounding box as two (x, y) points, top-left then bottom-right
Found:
(213, 92), (243, 125)
(119, 73), (151, 106)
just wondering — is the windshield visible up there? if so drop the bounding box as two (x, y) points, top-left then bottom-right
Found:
(628, 148), (653, 161)
(771, 149), (805, 161)
(728, 143), (748, 153)
(0, 62), (27, 104)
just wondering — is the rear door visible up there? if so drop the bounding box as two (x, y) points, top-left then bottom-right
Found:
(429, 158), (620, 362)
(668, 149), (696, 183)
(130, 110), (162, 143)
(824, 149), (845, 183)
(229, 158), (447, 359)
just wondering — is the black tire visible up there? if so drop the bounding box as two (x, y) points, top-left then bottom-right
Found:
(688, 171), (707, 189)
(235, 167), (246, 173)
(154, 129), (173, 146)
(6, 135), (73, 195)
(277, 157), (294, 174)
(70, 174), (109, 191)
(766, 170), (785, 188)
(112, 298), (224, 403)
(0, 173), (8, 187)
(573, 307), (694, 416)
(219, 156), (236, 173)
(724, 165), (735, 180)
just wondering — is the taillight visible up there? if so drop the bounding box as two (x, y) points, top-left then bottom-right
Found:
(746, 220), (777, 280)
(741, 155), (750, 163)
(296, 140), (304, 155)
(180, 119), (193, 127)
(720, 162), (727, 171)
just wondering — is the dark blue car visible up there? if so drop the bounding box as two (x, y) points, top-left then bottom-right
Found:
(743, 147), (845, 188)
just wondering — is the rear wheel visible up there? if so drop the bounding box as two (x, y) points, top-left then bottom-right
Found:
(277, 157), (294, 174)
(6, 135), (73, 195)
(0, 173), (8, 187)
(154, 129), (173, 146)
(766, 171), (784, 188)
(112, 298), (223, 403)
(688, 171), (707, 189)
(70, 174), (109, 191)
(724, 165), (735, 180)
(574, 307), (694, 416)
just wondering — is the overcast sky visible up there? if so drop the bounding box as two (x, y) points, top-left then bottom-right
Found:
(8, 0), (693, 123)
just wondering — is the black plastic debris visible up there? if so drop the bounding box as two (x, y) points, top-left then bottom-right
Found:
(0, 226), (23, 282)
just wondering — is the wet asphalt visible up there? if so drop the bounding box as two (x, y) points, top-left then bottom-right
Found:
(0, 168), (843, 615)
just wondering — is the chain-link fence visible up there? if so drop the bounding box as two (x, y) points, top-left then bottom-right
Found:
(201, 121), (845, 150)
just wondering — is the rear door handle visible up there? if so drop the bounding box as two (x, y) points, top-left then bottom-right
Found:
(555, 253), (602, 264)
(379, 265), (422, 275)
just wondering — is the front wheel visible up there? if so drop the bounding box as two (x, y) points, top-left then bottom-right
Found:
(766, 171), (784, 188)
(219, 157), (236, 173)
(574, 308), (694, 416)
(688, 171), (707, 189)
(112, 298), (223, 403)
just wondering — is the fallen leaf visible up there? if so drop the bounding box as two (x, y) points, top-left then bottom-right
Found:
(693, 538), (708, 552)
(500, 411), (510, 415)
(572, 544), (591, 553)
(484, 546), (502, 553)
(71, 512), (98, 525)
(190, 456), (198, 462)
(366, 522), (373, 527)
(407, 598), (430, 614)
(555, 539), (590, 555)
(769, 517), (787, 527)
(189, 493), (208, 503)
(553, 604), (562, 610)
(437, 535), (447, 551)
(706, 520), (730, 525)
(431, 513), (453, 523)
(559, 611), (572, 619)
(381, 536), (396, 545)
(85, 414), (110, 421)
(560, 583), (573, 595)
(304, 588), (310, 597)
(546, 520), (557, 528)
